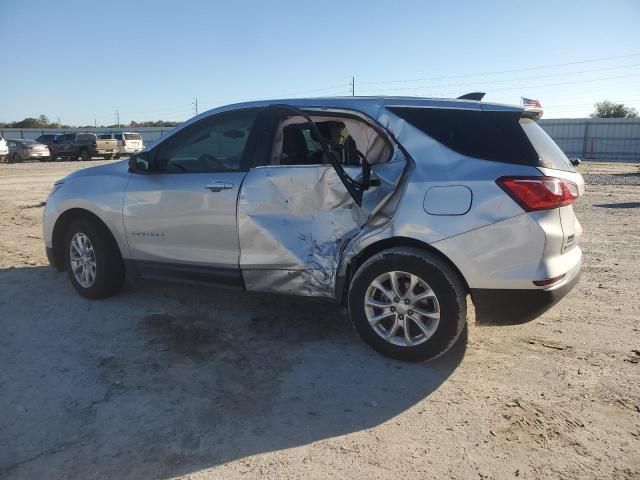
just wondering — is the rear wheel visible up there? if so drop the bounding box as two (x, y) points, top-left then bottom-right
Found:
(65, 218), (125, 299)
(348, 247), (467, 362)
(104, 155), (113, 160)
(80, 149), (91, 161)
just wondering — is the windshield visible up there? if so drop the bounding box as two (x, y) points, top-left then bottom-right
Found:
(520, 119), (575, 172)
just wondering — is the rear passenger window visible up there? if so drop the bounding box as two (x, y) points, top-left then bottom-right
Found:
(270, 115), (390, 166)
(387, 107), (539, 166)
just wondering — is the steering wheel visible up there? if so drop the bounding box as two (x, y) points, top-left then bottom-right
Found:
(197, 154), (225, 170)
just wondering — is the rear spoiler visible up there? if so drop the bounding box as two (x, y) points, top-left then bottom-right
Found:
(457, 92), (485, 101)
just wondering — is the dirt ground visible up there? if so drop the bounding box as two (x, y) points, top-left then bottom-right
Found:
(0, 160), (638, 480)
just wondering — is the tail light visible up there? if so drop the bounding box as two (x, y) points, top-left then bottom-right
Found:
(91, 141), (97, 148)
(496, 176), (579, 211)
(122, 139), (127, 147)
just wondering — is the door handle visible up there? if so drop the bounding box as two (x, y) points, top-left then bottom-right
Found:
(205, 181), (234, 192)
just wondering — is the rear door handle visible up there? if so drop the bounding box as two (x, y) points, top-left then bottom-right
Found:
(205, 181), (234, 192)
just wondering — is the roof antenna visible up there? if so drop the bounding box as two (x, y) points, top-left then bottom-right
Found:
(457, 92), (485, 101)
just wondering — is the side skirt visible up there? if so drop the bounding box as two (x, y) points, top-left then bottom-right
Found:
(126, 260), (245, 290)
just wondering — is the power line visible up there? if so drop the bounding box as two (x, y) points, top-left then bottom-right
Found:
(359, 62), (640, 93)
(358, 52), (640, 86)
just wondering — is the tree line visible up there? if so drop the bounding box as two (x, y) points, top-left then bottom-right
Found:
(0, 115), (180, 129)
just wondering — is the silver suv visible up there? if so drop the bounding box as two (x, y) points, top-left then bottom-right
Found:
(43, 97), (584, 361)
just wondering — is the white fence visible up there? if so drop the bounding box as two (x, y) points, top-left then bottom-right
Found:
(0, 127), (175, 145)
(538, 118), (640, 162)
(2, 118), (639, 161)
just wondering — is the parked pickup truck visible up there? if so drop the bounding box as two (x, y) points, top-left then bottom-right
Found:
(50, 133), (119, 161)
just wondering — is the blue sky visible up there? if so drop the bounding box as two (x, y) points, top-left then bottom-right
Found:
(1, 0), (639, 125)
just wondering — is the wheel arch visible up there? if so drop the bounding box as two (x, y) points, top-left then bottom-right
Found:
(337, 236), (470, 304)
(50, 208), (122, 271)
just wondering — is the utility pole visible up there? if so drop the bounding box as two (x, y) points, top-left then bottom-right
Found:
(57, 117), (61, 128)
(351, 76), (355, 96)
(193, 97), (199, 116)
(94, 119), (97, 129)
(115, 109), (120, 128)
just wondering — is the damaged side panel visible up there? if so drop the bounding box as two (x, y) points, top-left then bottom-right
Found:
(238, 155), (407, 298)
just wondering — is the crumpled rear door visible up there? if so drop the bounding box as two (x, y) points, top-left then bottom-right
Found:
(238, 108), (407, 298)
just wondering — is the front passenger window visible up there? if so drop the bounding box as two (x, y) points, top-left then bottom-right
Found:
(155, 110), (257, 173)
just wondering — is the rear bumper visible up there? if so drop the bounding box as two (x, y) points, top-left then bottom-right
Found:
(471, 259), (581, 325)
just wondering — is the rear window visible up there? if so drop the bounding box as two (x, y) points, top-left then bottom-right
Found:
(98, 134), (112, 139)
(520, 119), (575, 172)
(387, 107), (539, 166)
(124, 133), (141, 140)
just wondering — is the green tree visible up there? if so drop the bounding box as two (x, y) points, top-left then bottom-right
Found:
(590, 101), (638, 118)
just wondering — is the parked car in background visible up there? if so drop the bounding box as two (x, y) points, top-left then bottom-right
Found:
(6, 139), (50, 162)
(0, 136), (8, 162)
(98, 132), (144, 158)
(35, 134), (61, 149)
(43, 96), (584, 362)
(49, 133), (118, 161)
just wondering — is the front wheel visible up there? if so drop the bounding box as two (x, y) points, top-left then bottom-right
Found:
(348, 247), (467, 362)
(65, 218), (125, 299)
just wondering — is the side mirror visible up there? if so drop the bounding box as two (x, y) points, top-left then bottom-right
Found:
(128, 152), (152, 173)
(570, 157), (581, 167)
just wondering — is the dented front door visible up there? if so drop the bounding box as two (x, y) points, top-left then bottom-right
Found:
(237, 107), (407, 298)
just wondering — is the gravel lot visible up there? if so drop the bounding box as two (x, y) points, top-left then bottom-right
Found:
(0, 160), (639, 480)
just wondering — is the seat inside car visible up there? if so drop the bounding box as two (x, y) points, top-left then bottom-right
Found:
(281, 126), (310, 165)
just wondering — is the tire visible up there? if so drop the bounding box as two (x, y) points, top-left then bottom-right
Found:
(64, 218), (125, 299)
(104, 155), (113, 160)
(80, 149), (91, 161)
(348, 247), (467, 362)
(114, 154), (121, 160)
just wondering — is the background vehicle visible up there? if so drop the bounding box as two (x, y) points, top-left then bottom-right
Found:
(50, 133), (118, 161)
(0, 136), (8, 162)
(43, 97), (584, 362)
(98, 132), (144, 158)
(6, 139), (50, 162)
(35, 134), (60, 160)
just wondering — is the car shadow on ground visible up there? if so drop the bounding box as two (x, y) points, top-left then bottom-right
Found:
(0, 266), (466, 479)
(594, 201), (640, 209)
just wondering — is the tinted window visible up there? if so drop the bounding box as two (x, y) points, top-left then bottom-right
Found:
(155, 110), (257, 173)
(124, 133), (141, 140)
(98, 134), (112, 139)
(520, 119), (575, 171)
(387, 107), (539, 165)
